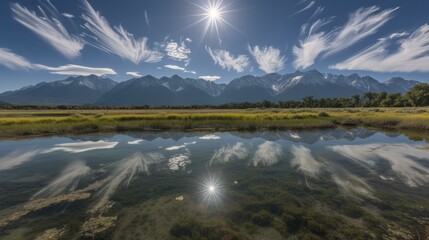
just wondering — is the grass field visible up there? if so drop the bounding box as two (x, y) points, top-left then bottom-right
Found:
(0, 108), (429, 138)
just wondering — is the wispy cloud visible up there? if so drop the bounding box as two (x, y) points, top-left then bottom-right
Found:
(248, 45), (285, 73)
(36, 64), (117, 76)
(126, 72), (142, 77)
(332, 25), (429, 72)
(81, 0), (163, 64)
(293, 6), (398, 69)
(164, 40), (191, 63)
(206, 46), (250, 73)
(310, 6), (324, 20)
(0, 48), (116, 76)
(293, 18), (333, 69)
(0, 48), (34, 70)
(62, 12), (74, 18)
(164, 64), (196, 74)
(199, 76), (221, 81)
(11, 2), (84, 59)
(324, 6), (399, 57)
(293, 1), (315, 16)
(144, 10), (150, 27)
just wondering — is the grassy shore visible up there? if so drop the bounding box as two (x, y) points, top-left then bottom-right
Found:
(0, 108), (429, 138)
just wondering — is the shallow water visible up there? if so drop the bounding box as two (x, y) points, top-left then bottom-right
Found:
(0, 128), (428, 239)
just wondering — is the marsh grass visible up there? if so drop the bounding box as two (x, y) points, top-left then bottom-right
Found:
(0, 108), (428, 138)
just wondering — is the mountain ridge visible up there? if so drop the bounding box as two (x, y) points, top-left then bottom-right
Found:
(0, 70), (423, 106)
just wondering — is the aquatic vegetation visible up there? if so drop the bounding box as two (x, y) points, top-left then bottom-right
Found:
(80, 216), (117, 239)
(35, 228), (66, 240)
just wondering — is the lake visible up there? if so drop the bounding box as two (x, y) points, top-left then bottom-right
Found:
(0, 128), (428, 239)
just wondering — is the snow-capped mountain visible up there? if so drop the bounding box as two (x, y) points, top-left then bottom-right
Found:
(0, 75), (117, 105)
(0, 70), (422, 106)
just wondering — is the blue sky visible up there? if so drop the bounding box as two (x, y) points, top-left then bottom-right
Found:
(0, 0), (429, 91)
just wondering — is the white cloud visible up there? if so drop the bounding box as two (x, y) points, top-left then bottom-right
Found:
(185, 38), (192, 43)
(126, 72), (142, 77)
(293, 6), (398, 69)
(81, 0), (163, 64)
(164, 40), (191, 63)
(164, 65), (196, 74)
(0, 48), (34, 70)
(310, 6), (324, 19)
(62, 13), (74, 18)
(11, 3), (84, 59)
(144, 11), (150, 27)
(293, 19), (333, 69)
(324, 6), (399, 57)
(0, 48), (116, 76)
(248, 45), (285, 73)
(199, 76), (221, 81)
(36, 64), (117, 76)
(206, 46), (250, 73)
(293, 1), (315, 16)
(333, 24), (429, 72)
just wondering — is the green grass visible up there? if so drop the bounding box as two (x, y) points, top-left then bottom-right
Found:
(0, 107), (429, 138)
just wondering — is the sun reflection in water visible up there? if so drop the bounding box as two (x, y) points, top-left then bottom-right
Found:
(200, 175), (223, 206)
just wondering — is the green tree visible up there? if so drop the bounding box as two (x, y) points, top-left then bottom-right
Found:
(405, 84), (429, 106)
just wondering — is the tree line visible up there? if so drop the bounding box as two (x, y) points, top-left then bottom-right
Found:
(1, 83), (428, 110)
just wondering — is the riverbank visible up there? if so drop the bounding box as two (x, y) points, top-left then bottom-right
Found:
(0, 108), (428, 138)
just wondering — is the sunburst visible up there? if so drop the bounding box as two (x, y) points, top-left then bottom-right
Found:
(191, 0), (235, 43)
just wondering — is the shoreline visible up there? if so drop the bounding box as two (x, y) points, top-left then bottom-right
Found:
(0, 108), (428, 139)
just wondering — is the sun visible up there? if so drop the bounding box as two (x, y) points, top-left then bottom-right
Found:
(208, 7), (220, 20)
(190, 0), (236, 42)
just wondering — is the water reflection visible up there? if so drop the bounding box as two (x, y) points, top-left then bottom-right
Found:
(290, 145), (322, 178)
(331, 144), (429, 187)
(93, 152), (163, 212)
(0, 149), (40, 171)
(208, 142), (249, 166)
(44, 140), (118, 153)
(33, 161), (91, 199)
(249, 141), (282, 167)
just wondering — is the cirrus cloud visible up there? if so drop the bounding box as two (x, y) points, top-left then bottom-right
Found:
(206, 46), (250, 73)
(11, 2), (84, 59)
(248, 45), (285, 74)
(81, 0), (163, 64)
(293, 6), (398, 69)
(0, 48), (116, 76)
(126, 72), (142, 77)
(332, 24), (429, 73)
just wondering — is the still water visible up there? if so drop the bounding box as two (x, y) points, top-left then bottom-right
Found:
(0, 128), (428, 239)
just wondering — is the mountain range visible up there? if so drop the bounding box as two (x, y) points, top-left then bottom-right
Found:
(0, 70), (422, 106)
